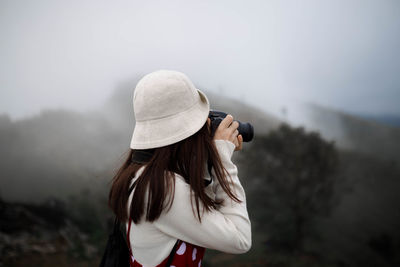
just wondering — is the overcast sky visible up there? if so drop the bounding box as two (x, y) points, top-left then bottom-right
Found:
(1, 0), (399, 121)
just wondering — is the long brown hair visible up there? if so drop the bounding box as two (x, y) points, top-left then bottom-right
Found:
(109, 121), (241, 224)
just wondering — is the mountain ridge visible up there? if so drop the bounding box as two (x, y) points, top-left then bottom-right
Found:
(0, 87), (399, 202)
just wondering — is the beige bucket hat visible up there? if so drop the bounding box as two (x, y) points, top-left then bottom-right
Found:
(130, 70), (210, 149)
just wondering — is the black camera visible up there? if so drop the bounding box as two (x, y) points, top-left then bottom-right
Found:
(208, 110), (254, 142)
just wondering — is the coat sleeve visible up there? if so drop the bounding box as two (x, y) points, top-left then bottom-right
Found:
(153, 139), (252, 254)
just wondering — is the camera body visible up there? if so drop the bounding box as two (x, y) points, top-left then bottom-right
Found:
(208, 110), (254, 142)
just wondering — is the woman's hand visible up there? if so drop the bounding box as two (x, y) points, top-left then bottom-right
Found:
(208, 115), (243, 151)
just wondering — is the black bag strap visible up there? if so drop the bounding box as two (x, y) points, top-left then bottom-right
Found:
(165, 239), (180, 267)
(128, 182), (136, 195)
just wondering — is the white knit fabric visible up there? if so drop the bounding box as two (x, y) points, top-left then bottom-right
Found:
(126, 139), (252, 266)
(130, 70), (210, 149)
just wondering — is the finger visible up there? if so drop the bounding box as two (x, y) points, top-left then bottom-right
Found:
(229, 129), (239, 143)
(228, 121), (239, 134)
(219, 114), (233, 129)
(232, 136), (239, 148)
(235, 135), (243, 151)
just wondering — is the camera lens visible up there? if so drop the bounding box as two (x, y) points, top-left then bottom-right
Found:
(208, 110), (254, 142)
(238, 122), (254, 142)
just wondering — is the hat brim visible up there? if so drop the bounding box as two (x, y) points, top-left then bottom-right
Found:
(130, 89), (210, 149)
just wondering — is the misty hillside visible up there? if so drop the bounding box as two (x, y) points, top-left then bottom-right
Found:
(0, 86), (282, 203)
(1, 85), (400, 202)
(1, 85), (400, 266)
(224, 130), (400, 267)
(292, 102), (400, 164)
(0, 109), (130, 202)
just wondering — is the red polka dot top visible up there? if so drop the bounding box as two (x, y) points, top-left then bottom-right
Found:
(127, 218), (206, 267)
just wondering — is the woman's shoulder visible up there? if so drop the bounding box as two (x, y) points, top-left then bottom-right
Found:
(129, 166), (189, 191)
(168, 170), (216, 206)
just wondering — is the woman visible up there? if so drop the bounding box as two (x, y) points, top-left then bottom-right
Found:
(109, 70), (251, 267)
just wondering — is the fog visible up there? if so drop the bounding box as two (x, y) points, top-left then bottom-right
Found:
(1, 0), (399, 122)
